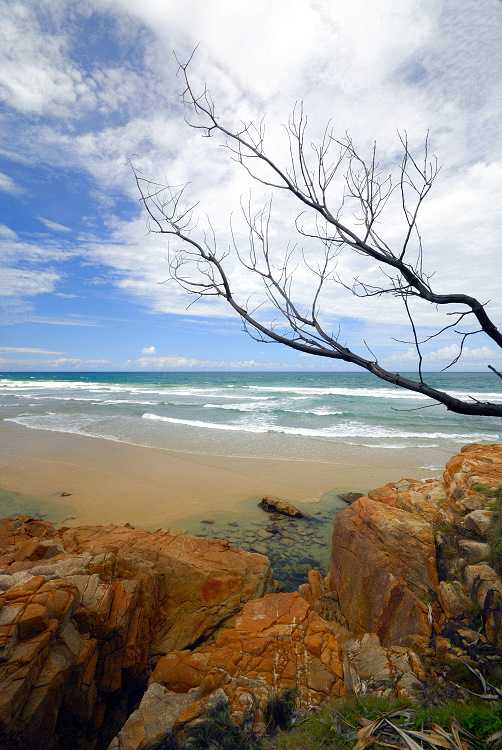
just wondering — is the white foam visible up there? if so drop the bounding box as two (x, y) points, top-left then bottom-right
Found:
(141, 413), (499, 442)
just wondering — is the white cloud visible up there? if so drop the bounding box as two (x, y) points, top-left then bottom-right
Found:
(0, 268), (59, 296)
(1, 0), (501, 368)
(0, 346), (64, 354)
(0, 172), (23, 195)
(37, 216), (71, 233)
(0, 356), (110, 368)
(141, 345), (156, 354)
(0, 223), (18, 240)
(135, 355), (287, 369)
(428, 344), (498, 362)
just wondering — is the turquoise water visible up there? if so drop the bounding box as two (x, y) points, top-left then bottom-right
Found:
(1, 371), (501, 470)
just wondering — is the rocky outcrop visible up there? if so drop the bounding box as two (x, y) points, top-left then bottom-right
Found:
(443, 443), (502, 511)
(149, 593), (346, 728)
(329, 494), (438, 645)
(0, 518), (274, 750)
(1, 443), (502, 750)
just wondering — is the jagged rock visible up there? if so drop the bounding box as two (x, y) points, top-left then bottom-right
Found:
(367, 477), (446, 523)
(0, 518), (275, 750)
(298, 569), (346, 625)
(464, 563), (502, 608)
(107, 683), (194, 750)
(329, 497), (438, 646)
(258, 497), (308, 518)
(464, 563), (502, 651)
(150, 592), (347, 733)
(463, 510), (493, 536)
(443, 443), (502, 511)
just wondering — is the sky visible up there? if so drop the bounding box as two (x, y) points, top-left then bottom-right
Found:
(1, 0), (501, 373)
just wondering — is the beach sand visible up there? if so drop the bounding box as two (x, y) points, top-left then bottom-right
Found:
(0, 420), (432, 529)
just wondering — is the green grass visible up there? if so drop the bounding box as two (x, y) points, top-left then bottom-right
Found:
(261, 696), (502, 750)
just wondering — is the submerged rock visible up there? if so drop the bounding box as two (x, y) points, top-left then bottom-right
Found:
(337, 492), (364, 504)
(258, 496), (309, 518)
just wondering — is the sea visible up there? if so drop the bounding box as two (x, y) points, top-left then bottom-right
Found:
(1, 370), (501, 590)
(1, 370), (501, 471)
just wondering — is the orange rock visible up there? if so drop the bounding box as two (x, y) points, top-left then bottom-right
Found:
(443, 443), (502, 511)
(0, 519), (275, 750)
(329, 497), (437, 645)
(18, 602), (49, 640)
(151, 592), (346, 721)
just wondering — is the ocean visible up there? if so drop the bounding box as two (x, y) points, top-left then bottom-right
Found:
(1, 370), (501, 473)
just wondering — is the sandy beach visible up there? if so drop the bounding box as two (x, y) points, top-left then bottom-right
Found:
(0, 419), (433, 529)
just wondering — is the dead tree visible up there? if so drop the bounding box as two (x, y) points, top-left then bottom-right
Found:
(133, 58), (502, 418)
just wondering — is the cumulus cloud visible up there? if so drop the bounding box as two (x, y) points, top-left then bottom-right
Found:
(428, 344), (498, 362)
(141, 345), (156, 354)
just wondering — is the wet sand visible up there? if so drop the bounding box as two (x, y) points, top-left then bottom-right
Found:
(0, 420), (432, 529)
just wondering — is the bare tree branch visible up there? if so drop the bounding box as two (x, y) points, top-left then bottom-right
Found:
(131, 59), (502, 419)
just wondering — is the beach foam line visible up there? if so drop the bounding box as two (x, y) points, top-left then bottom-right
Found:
(140, 413), (500, 442)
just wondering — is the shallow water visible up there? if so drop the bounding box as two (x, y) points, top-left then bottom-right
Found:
(0, 482), (347, 591)
(0, 486), (74, 526)
(181, 490), (347, 591)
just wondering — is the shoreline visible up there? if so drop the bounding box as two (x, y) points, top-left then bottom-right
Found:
(0, 419), (438, 529)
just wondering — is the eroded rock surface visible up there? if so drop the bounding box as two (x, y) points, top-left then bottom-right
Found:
(0, 518), (274, 750)
(329, 495), (438, 645)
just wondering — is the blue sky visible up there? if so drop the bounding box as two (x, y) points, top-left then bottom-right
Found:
(1, 0), (501, 372)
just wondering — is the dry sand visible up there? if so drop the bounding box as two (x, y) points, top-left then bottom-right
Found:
(0, 420), (430, 529)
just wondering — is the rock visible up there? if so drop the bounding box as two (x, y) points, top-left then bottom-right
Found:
(0, 518), (275, 750)
(337, 492), (364, 504)
(367, 477), (445, 523)
(457, 539), (490, 562)
(257, 529), (273, 539)
(329, 497), (438, 646)
(108, 683), (194, 750)
(464, 563), (502, 609)
(463, 510), (493, 536)
(258, 497), (308, 518)
(298, 569), (346, 624)
(150, 592), (347, 733)
(443, 443), (502, 511)
(341, 632), (425, 701)
(437, 580), (471, 620)
(249, 544), (268, 555)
